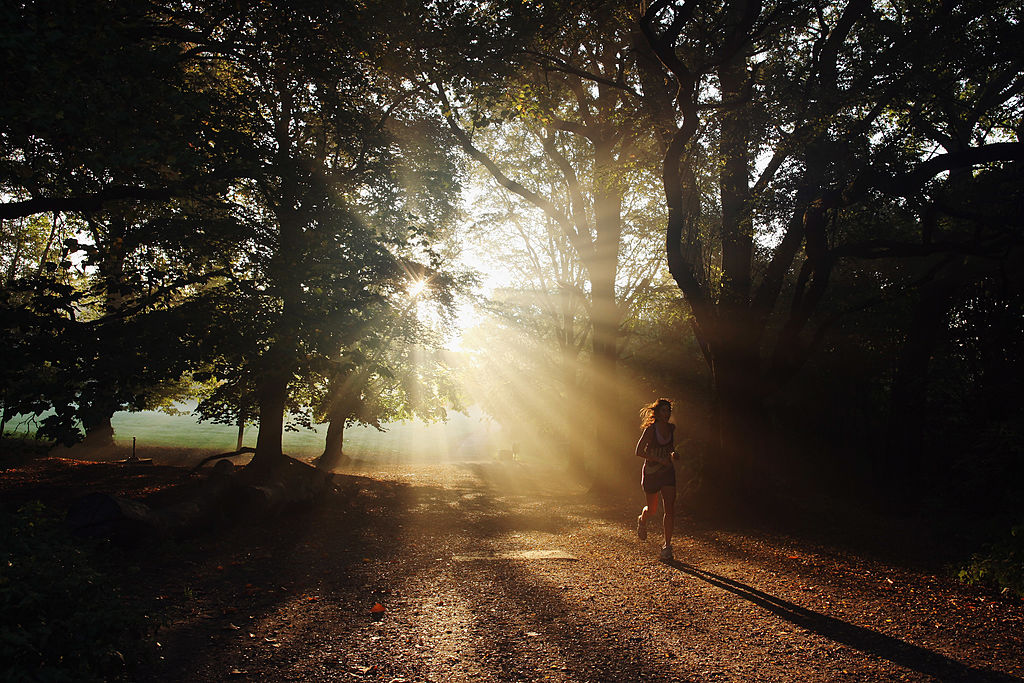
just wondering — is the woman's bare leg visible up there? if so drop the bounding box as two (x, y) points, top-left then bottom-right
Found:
(640, 491), (660, 522)
(660, 485), (676, 547)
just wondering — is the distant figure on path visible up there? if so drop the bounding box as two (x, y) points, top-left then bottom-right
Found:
(635, 398), (679, 561)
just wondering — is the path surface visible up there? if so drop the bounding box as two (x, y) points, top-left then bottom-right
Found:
(126, 460), (1023, 682)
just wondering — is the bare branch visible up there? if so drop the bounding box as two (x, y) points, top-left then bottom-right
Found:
(540, 130), (591, 238)
(434, 84), (594, 262)
(523, 50), (642, 98)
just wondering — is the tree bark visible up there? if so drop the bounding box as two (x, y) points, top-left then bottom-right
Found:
(695, 52), (761, 500)
(589, 134), (623, 363)
(251, 367), (290, 471)
(707, 358), (764, 502)
(80, 413), (116, 449)
(717, 59), (753, 312)
(318, 415), (349, 471)
(74, 226), (127, 453)
(882, 257), (966, 502)
(249, 124), (305, 474)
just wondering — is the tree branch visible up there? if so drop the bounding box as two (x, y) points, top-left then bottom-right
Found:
(1, 186), (176, 221)
(639, 0), (698, 107)
(540, 130), (592, 239)
(831, 236), (1017, 260)
(523, 50), (642, 98)
(865, 142), (1024, 199)
(434, 84), (594, 262)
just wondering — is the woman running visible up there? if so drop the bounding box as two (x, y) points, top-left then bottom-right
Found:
(635, 398), (678, 560)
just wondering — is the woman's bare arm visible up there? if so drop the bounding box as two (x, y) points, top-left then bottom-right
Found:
(636, 426), (672, 465)
(635, 427), (650, 459)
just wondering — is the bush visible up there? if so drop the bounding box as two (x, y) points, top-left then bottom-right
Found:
(958, 523), (1024, 599)
(0, 502), (156, 682)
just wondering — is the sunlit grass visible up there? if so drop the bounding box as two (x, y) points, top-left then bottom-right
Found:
(0, 406), (500, 465)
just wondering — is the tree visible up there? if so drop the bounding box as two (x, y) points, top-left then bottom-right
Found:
(635, 0), (1024, 499)
(310, 263), (468, 471)
(159, 0), (478, 472)
(435, 2), (672, 472)
(0, 1), (230, 220)
(2, 0), (498, 467)
(0, 0), (238, 446)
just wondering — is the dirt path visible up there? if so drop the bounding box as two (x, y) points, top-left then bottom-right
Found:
(103, 460), (1019, 682)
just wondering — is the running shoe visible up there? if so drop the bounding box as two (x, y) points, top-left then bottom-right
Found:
(659, 544), (673, 561)
(636, 514), (647, 541)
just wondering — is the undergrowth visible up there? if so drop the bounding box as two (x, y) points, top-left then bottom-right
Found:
(959, 523), (1024, 599)
(0, 502), (159, 682)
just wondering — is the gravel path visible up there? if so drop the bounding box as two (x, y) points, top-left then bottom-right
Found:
(102, 460), (1024, 681)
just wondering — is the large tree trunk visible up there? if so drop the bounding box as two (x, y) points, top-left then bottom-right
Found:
(318, 415), (349, 471)
(700, 53), (760, 501)
(717, 60), (753, 313)
(315, 369), (367, 472)
(708, 357), (765, 504)
(248, 166), (310, 475)
(249, 103), (305, 477)
(883, 158), (974, 504)
(883, 257), (966, 502)
(586, 136), (625, 470)
(251, 368), (290, 472)
(236, 416), (245, 451)
(80, 412), (116, 450)
(589, 136), (623, 372)
(65, 221), (129, 455)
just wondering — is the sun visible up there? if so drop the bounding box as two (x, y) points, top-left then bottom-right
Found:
(407, 278), (429, 298)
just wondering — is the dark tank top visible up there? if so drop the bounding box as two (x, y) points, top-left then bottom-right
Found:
(643, 423), (674, 473)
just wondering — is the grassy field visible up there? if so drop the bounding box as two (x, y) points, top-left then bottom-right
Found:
(5, 405), (506, 464)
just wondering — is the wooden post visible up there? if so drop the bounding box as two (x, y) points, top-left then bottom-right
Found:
(236, 417), (245, 452)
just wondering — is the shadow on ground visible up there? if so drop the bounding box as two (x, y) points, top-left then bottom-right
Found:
(663, 560), (1022, 683)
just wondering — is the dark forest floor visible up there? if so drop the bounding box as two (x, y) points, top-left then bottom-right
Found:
(2, 451), (1023, 682)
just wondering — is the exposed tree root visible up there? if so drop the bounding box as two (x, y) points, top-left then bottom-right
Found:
(187, 447), (257, 476)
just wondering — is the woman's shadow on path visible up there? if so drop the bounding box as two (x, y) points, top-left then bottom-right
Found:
(664, 560), (1021, 682)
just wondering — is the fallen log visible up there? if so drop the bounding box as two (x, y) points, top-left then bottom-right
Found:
(66, 454), (336, 545)
(65, 492), (167, 545)
(66, 460), (238, 544)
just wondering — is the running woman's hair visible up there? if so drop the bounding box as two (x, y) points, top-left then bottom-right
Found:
(640, 398), (673, 429)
